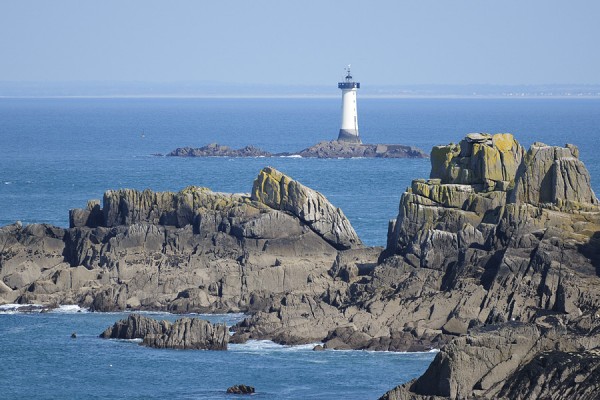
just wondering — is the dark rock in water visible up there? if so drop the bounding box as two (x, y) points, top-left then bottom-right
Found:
(166, 141), (428, 159)
(295, 141), (428, 159)
(71, 332), (77, 339)
(312, 344), (324, 351)
(100, 314), (168, 340)
(226, 385), (255, 394)
(168, 143), (271, 158)
(100, 314), (228, 350)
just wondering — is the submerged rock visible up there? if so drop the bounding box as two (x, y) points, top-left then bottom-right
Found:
(226, 385), (255, 394)
(100, 314), (228, 350)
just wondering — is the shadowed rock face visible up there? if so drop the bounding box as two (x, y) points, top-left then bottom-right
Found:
(100, 314), (228, 350)
(380, 320), (600, 399)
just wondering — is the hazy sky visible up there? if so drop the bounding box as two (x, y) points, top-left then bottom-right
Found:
(1, 0), (599, 85)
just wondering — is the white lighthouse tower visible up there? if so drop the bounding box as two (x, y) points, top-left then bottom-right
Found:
(337, 65), (361, 143)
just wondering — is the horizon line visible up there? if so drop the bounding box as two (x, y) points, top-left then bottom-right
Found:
(1, 94), (600, 100)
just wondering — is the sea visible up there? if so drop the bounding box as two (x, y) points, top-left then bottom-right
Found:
(1, 97), (599, 399)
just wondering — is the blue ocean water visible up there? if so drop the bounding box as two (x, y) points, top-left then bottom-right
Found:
(0, 98), (599, 246)
(1, 98), (600, 399)
(0, 309), (436, 399)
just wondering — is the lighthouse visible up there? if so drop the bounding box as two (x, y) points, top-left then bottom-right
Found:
(337, 65), (361, 143)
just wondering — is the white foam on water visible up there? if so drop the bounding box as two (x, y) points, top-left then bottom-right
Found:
(0, 303), (91, 314)
(0, 303), (45, 313)
(280, 154), (303, 158)
(50, 304), (89, 313)
(229, 339), (322, 352)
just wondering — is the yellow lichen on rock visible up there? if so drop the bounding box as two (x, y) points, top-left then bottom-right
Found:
(251, 167), (362, 250)
(430, 132), (523, 189)
(492, 133), (516, 153)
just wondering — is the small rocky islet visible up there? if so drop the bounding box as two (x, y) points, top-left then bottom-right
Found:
(2, 132), (600, 399)
(100, 314), (228, 350)
(166, 140), (429, 159)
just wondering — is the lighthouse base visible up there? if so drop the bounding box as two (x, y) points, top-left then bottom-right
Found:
(337, 129), (362, 144)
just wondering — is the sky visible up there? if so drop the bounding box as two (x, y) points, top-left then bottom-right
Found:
(1, 0), (599, 86)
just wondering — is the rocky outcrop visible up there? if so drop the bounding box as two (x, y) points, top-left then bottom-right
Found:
(380, 320), (600, 399)
(168, 143), (270, 157)
(373, 133), (600, 398)
(100, 314), (228, 350)
(510, 141), (598, 211)
(232, 132), (600, 359)
(0, 167), (360, 313)
(295, 141), (428, 159)
(166, 141), (428, 159)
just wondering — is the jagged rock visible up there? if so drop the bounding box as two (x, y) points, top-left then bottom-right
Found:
(101, 186), (256, 228)
(100, 314), (228, 350)
(380, 322), (600, 399)
(496, 349), (600, 399)
(1, 167), (355, 314)
(100, 314), (168, 339)
(234, 133), (600, 361)
(430, 133), (524, 188)
(251, 167), (362, 250)
(510, 142), (599, 211)
(226, 385), (255, 394)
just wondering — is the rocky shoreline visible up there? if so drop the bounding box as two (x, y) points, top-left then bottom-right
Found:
(166, 140), (428, 159)
(2, 132), (600, 398)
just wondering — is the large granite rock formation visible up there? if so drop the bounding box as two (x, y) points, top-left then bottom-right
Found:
(372, 133), (600, 398)
(0, 167), (361, 313)
(100, 314), (228, 350)
(232, 132), (600, 359)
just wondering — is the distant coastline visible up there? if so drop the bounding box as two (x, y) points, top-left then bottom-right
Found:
(1, 82), (599, 99)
